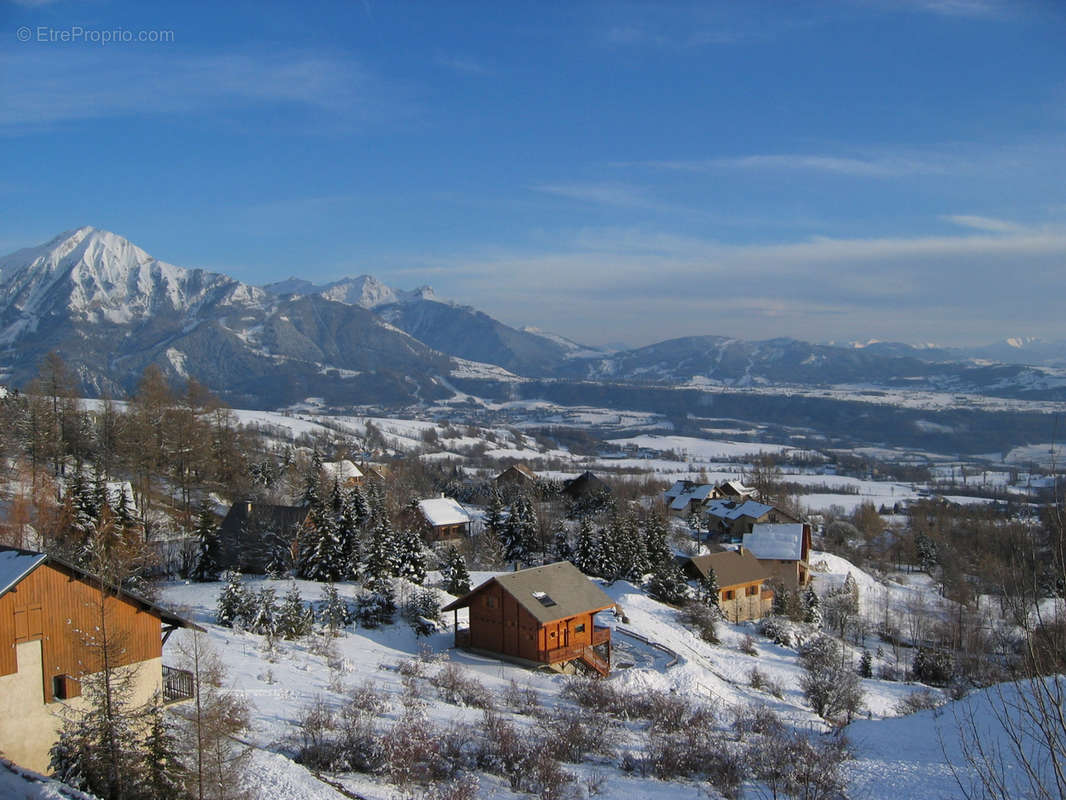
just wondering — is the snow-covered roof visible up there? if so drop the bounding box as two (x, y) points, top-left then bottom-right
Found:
(704, 498), (773, 521)
(744, 523), (807, 560)
(719, 480), (755, 496)
(669, 483), (715, 510)
(663, 480), (692, 501)
(418, 497), (471, 527)
(0, 549), (46, 595)
(322, 459), (363, 481)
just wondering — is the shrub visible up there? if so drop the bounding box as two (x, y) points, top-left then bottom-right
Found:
(739, 635), (758, 656)
(431, 663), (494, 709)
(894, 687), (944, 716)
(799, 635), (864, 723)
(759, 616), (793, 648)
(679, 601), (719, 644)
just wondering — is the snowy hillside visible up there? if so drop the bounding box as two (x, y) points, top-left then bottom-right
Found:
(153, 548), (1038, 800)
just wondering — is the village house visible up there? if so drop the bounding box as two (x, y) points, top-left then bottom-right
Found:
(0, 547), (202, 773)
(561, 471), (609, 501)
(703, 498), (802, 540)
(417, 496), (472, 543)
(321, 459), (363, 487)
(663, 479), (756, 518)
(682, 548), (773, 622)
(442, 561), (614, 676)
(217, 499), (310, 574)
(494, 463), (537, 497)
(742, 522), (813, 589)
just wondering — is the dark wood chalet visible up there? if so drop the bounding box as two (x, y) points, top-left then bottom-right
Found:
(561, 471), (609, 501)
(442, 561), (614, 676)
(217, 499), (309, 574)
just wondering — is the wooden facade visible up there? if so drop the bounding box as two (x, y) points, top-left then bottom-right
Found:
(444, 562), (613, 676)
(0, 560), (164, 703)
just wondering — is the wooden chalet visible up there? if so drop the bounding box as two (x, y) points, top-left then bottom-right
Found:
(0, 547), (202, 773)
(494, 464), (537, 496)
(442, 561), (614, 676)
(417, 496), (472, 542)
(683, 548), (773, 622)
(742, 523), (813, 588)
(321, 459), (363, 487)
(217, 499), (309, 574)
(562, 471), (609, 501)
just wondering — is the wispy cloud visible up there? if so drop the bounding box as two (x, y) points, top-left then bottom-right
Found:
(620, 153), (950, 178)
(434, 54), (489, 75)
(533, 182), (658, 210)
(941, 214), (1026, 233)
(0, 48), (407, 131)
(427, 224), (1066, 346)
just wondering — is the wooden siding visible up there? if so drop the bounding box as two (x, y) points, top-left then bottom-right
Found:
(0, 563), (162, 703)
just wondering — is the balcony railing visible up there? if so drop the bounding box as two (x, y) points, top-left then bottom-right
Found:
(162, 665), (194, 704)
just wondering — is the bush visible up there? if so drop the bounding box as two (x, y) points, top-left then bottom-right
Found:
(894, 687), (944, 716)
(799, 635), (865, 723)
(431, 663), (494, 709)
(911, 647), (954, 686)
(739, 635), (758, 656)
(759, 616), (793, 648)
(539, 708), (614, 763)
(679, 601), (719, 644)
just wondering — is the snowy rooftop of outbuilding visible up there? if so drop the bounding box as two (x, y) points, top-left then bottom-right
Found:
(744, 523), (807, 560)
(669, 484), (715, 510)
(418, 497), (471, 527)
(322, 459), (363, 481)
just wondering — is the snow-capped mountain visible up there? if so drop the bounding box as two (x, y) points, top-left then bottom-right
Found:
(0, 229), (452, 406)
(263, 274), (437, 309)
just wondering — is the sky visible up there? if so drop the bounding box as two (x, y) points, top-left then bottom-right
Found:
(2, 0), (1065, 349)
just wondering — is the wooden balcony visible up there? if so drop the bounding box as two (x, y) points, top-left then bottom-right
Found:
(162, 665), (194, 704)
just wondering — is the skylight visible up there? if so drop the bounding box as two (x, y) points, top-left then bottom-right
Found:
(531, 590), (557, 608)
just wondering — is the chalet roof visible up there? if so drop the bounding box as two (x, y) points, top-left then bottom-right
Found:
(0, 549), (47, 595)
(322, 459), (363, 481)
(418, 497), (471, 527)
(219, 501), (309, 534)
(664, 480), (694, 501)
(442, 561), (614, 625)
(669, 484), (715, 510)
(744, 523), (807, 561)
(497, 464), (535, 481)
(563, 471), (608, 499)
(704, 498), (774, 521)
(0, 546), (204, 632)
(685, 549), (769, 588)
(718, 480), (755, 496)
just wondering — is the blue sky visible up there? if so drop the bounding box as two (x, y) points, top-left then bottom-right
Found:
(2, 0), (1065, 348)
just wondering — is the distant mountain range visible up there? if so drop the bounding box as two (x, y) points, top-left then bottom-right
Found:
(1, 228), (1065, 413)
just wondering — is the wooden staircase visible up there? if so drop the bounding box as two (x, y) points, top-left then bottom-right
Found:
(578, 646), (609, 677)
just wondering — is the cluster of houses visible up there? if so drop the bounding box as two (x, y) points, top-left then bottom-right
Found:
(0, 464), (814, 776)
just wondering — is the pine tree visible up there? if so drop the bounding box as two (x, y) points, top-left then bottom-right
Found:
(302, 450), (324, 507)
(440, 546), (471, 595)
(277, 584), (314, 639)
(395, 527), (427, 585)
(248, 587), (279, 637)
(500, 494), (538, 569)
(298, 498), (344, 582)
(700, 567), (721, 612)
(859, 649), (873, 678)
(318, 582), (354, 634)
(574, 517), (600, 576)
(803, 584), (822, 626)
(549, 522), (573, 564)
(915, 531), (938, 574)
(363, 516), (398, 589)
(485, 486), (505, 540)
(642, 511), (673, 571)
(646, 561), (691, 605)
(355, 582), (396, 628)
(336, 487), (364, 579)
(192, 501), (221, 581)
(597, 521), (621, 580)
(140, 706), (186, 800)
(216, 571), (249, 628)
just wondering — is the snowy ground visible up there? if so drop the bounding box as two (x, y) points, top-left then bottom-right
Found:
(152, 548), (1037, 800)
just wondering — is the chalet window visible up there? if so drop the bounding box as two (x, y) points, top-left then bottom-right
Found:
(723, 590), (734, 601)
(549, 631), (557, 639)
(485, 595), (496, 608)
(747, 585), (758, 596)
(574, 624), (585, 633)
(52, 674), (81, 701)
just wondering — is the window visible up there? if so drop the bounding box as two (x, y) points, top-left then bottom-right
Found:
(485, 595), (496, 608)
(574, 623), (586, 633)
(747, 585), (758, 596)
(52, 674), (81, 701)
(550, 631), (557, 639)
(724, 590), (734, 601)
